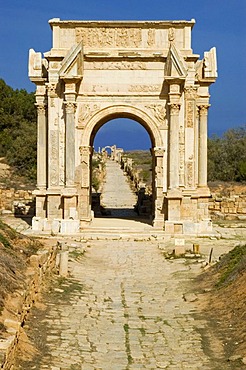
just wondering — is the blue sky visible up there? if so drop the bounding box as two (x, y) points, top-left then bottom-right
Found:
(0, 0), (245, 149)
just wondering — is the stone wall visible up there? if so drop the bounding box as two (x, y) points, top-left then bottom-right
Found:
(0, 245), (58, 369)
(0, 189), (34, 217)
(209, 194), (246, 220)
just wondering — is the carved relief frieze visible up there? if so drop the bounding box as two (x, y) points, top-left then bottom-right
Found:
(179, 122), (185, 186)
(81, 161), (89, 188)
(186, 100), (195, 128)
(168, 28), (175, 43)
(78, 104), (100, 127)
(75, 27), (142, 48)
(79, 146), (92, 188)
(129, 85), (161, 93)
(59, 120), (65, 186)
(147, 29), (155, 46)
(186, 159), (194, 187)
(50, 130), (59, 186)
(146, 104), (167, 127)
(88, 61), (146, 70)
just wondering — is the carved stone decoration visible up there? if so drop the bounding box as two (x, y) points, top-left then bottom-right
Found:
(47, 83), (57, 98)
(147, 29), (155, 46)
(153, 147), (165, 157)
(199, 105), (210, 116)
(36, 103), (47, 115)
(184, 86), (197, 99)
(75, 27), (142, 48)
(81, 161), (89, 188)
(168, 28), (175, 43)
(169, 103), (180, 115)
(129, 85), (161, 93)
(179, 123), (185, 186)
(50, 130), (59, 186)
(146, 104), (167, 126)
(79, 146), (92, 188)
(89, 61), (146, 70)
(47, 83), (57, 108)
(187, 161), (194, 187)
(78, 104), (100, 127)
(64, 101), (77, 115)
(59, 119), (65, 186)
(186, 100), (195, 128)
(30, 19), (217, 233)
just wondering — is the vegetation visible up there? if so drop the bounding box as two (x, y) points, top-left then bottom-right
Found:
(124, 150), (152, 186)
(0, 77), (245, 185)
(215, 244), (246, 287)
(208, 126), (246, 182)
(91, 154), (105, 192)
(0, 78), (37, 182)
(0, 220), (40, 314)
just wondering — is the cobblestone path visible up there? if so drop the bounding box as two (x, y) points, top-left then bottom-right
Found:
(101, 160), (137, 218)
(17, 240), (217, 370)
(14, 160), (227, 369)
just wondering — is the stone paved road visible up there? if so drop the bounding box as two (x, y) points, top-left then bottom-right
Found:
(13, 159), (236, 369)
(101, 160), (137, 218)
(16, 240), (221, 370)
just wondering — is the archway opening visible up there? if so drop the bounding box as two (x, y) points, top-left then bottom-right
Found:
(91, 118), (154, 224)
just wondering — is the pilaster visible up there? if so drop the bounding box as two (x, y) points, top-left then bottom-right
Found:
(79, 145), (93, 221)
(198, 104), (210, 188)
(36, 103), (47, 190)
(152, 147), (165, 229)
(64, 101), (77, 187)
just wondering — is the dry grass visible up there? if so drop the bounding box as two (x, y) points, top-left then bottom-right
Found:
(0, 220), (41, 317)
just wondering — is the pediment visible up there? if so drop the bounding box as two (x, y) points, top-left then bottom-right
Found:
(59, 42), (83, 79)
(165, 44), (187, 79)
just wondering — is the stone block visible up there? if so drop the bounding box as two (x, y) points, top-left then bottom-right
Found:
(174, 246), (185, 256)
(60, 219), (80, 234)
(174, 223), (183, 234)
(164, 222), (174, 234)
(183, 221), (199, 234)
(51, 219), (61, 234)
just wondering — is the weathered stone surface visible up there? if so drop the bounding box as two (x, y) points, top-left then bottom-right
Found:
(29, 19), (217, 235)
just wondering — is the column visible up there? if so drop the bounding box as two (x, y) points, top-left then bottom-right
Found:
(168, 103), (181, 189)
(36, 103), (47, 189)
(198, 105), (210, 187)
(65, 101), (76, 187)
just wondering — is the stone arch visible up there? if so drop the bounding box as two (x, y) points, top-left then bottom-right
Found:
(80, 105), (163, 149)
(79, 104), (164, 226)
(30, 19), (217, 235)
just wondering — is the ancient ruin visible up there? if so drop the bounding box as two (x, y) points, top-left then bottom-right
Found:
(29, 19), (217, 234)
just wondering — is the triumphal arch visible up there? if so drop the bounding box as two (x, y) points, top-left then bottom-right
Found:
(29, 18), (217, 234)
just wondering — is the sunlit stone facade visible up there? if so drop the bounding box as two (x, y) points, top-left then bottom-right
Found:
(29, 18), (217, 234)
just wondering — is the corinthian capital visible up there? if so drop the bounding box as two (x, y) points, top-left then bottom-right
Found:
(64, 101), (77, 114)
(198, 104), (210, 116)
(169, 103), (181, 115)
(35, 103), (47, 115)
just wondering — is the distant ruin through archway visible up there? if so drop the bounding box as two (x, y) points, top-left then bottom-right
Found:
(29, 18), (217, 234)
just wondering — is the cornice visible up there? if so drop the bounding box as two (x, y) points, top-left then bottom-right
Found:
(49, 18), (196, 29)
